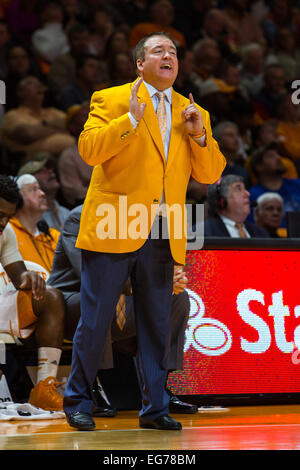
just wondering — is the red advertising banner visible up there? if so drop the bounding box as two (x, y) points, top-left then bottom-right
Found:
(169, 249), (300, 396)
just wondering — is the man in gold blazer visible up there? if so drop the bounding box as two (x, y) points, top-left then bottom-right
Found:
(64, 32), (226, 431)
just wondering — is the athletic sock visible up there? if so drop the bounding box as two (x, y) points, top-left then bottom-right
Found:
(36, 347), (62, 384)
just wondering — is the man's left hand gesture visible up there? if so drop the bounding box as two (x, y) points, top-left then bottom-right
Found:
(181, 93), (204, 136)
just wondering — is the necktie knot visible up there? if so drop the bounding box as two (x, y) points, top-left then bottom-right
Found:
(156, 91), (165, 102)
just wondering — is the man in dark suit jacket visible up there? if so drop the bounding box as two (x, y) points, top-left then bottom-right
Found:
(204, 174), (268, 238)
(47, 205), (197, 417)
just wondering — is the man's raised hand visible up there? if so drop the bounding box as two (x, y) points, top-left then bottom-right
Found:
(129, 78), (146, 121)
(181, 93), (204, 136)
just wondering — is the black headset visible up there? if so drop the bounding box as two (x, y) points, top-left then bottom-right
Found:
(215, 181), (227, 210)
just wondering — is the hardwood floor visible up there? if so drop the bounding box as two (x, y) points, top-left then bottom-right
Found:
(1, 405), (300, 450)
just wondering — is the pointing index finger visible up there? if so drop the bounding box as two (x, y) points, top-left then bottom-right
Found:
(189, 93), (195, 104)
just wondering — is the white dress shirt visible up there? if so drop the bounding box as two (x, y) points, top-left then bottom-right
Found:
(220, 215), (250, 238)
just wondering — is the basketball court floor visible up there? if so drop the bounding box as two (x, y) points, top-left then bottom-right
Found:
(1, 404), (300, 450)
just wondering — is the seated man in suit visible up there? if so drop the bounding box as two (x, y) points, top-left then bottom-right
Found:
(47, 205), (197, 416)
(204, 174), (268, 238)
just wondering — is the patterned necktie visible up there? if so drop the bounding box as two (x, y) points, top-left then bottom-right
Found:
(156, 92), (167, 144)
(235, 223), (247, 238)
(116, 294), (126, 330)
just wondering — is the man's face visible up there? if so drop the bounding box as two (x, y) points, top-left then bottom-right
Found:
(256, 199), (283, 229)
(260, 149), (285, 175)
(19, 77), (46, 104)
(80, 58), (100, 84)
(225, 181), (250, 220)
(34, 165), (59, 194)
(21, 182), (47, 213)
(220, 126), (240, 154)
(8, 46), (30, 75)
(70, 31), (90, 55)
(137, 35), (178, 90)
(265, 67), (286, 94)
(0, 197), (17, 235)
(258, 124), (278, 146)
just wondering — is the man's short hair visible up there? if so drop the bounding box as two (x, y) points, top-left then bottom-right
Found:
(0, 174), (19, 204)
(206, 174), (244, 216)
(249, 142), (280, 175)
(213, 121), (238, 142)
(133, 31), (177, 70)
(256, 192), (283, 211)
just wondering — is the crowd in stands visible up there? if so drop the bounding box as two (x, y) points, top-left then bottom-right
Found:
(0, 0), (300, 240)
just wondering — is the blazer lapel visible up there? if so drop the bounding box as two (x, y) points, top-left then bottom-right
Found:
(137, 81), (166, 166)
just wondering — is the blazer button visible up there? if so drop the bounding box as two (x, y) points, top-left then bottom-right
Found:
(153, 199), (159, 203)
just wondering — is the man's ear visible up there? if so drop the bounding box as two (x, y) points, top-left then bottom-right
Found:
(136, 59), (143, 75)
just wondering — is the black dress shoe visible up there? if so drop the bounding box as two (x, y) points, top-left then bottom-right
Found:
(169, 395), (198, 414)
(91, 381), (117, 418)
(139, 414), (182, 430)
(66, 412), (96, 431)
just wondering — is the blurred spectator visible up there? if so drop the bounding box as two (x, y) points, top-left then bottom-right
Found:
(1, 76), (75, 161)
(200, 8), (239, 63)
(249, 143), (300, 226)
(250, 123), (298, 181)
(223, 0), (266, 49)
(213, 121), (250, 186)
(129, 0), (186, 48)
(250, 0), (269, 22)
(262, 0), (298, 45)
(276, 93), (300, 166)
(214, 59), (249, 102)
(18, 152), (70, 231)
(117, 0), (148, 27)
(215, 59), (241, 89)
(47, 23), (91, 99)
(31, 0), (69, 67)
(230, 97), (255, 159)
(0, 19), (11, 78)
(59, 53), (102, 110)
(204, 174), (268, 238)
(104, 28), (131, 58)
(191, 38), (221, 90)
(240, 43), (265, 97)
(4, 43), (44, 110)
(172, 0), (216, 46)
(88, 7), (115, 58)
(199, 79), (234, 128)
(63, 0), (87, 33)
(254, 192), (286, 237)
(58, 103), (92, 207)
(5, 0), (40, 44)
(253, 64), (287, 121)
(173, 47), (200, 103)
(266, 27), (300, 82)
(107, 51), (136, 87)
(10, 173), (59, 273)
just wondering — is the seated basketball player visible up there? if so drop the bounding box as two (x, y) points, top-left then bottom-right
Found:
(0, 174), (65, 411)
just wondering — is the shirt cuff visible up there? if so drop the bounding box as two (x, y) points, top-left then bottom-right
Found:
(128, 112), (138, 129)
(192, 132), (206, 147)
